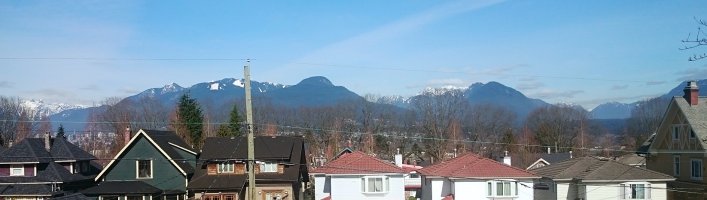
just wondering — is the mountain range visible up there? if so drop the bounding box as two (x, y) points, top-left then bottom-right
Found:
(46, 76), (706, 131)
(589, 80), (707, 119)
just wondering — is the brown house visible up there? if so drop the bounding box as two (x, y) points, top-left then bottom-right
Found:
(187, 136), (308, 200)
(641, 80), (706, 199)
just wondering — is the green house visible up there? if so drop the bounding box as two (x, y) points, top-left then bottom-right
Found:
(82, 129), (197, 200)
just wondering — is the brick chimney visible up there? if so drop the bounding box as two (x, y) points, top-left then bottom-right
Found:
(44, 131), (51, 151)
(684, 80), (699, 106)
(123, 126), (132, 147)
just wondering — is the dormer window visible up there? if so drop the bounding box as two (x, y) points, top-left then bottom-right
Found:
(218, 162), (234, 173)
(260, 162), (278, 173)
(10, 164), (24, 176)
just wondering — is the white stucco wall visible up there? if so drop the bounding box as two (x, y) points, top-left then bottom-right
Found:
(423, 177), (534, 200)
(423, 178), (450, 200)
(584, 182), (668, 200)
(313, 175), (328, 200)
(327, 174), (405, 200)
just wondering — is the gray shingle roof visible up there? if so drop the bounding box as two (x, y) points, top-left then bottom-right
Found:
(80, 181), (162, 195)
(51, 137), (96, 161)
(0, 184), (54, 196)
(530, 157), (674, 182)
(142, 130), (196, 174)
(0, 138), (52, 163)
(673, 97), (707, 143)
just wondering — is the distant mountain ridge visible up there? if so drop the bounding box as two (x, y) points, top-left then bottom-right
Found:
(48, 77), (706, 132)
(590, 79), (707, 119)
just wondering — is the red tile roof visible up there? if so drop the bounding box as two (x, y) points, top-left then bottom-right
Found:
(417, 153), (539, 179)
(442, 195), (454, 200)
(311, 151), (405, 174)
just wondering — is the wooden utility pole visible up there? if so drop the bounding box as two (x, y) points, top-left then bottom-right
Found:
(244, 60), (256, 200)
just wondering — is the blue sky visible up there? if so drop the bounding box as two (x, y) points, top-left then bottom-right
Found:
(1, 0), (706, 109)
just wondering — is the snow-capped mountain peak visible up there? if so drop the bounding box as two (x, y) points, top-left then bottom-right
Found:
(21, 99), (87, 116)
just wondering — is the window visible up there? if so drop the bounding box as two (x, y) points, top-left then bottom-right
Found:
(223, 194), (235, 200)
(690, 130), (696, 139)
(218, 162), (234, 173)
(361, 176), (389, 193)
(672, 126), (680, 140)
(126, 196), (142, 200)
(81, 161), (89, 173)
(620, 183), (650, 199)
(259, 162), (277, 173)
(409, 173), (420, 178)
(136, 160), (152, 178)
(10, 164), (24, 176)
(100, 196), (119, 200)
(691, 159), (703, 180)
(674, 155), (681, 176)
(486, 181), (517, 197)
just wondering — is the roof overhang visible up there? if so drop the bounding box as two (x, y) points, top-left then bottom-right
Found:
(315, 173), (404, 176)
(581, 179), (676, 183)
(448, 176), (541, 180)
(54, 160), (77, 163)
(526, 158), (550, 170)
(0, 162), (40, 164)
(169, 142), (198, 155)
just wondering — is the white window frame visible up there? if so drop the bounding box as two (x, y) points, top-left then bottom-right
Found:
(619, 182), (650, 199)
(361, 176), (389, 194)
(673, 155), (681, 176)
(691, 159), (703, 180)
(136, 159), (153, 179)
(672, 125), (680, 140)
(10, 164), (24, 176)
(259, 162), (278, 173)
(486, 180), (518, 197)
(218, 162), (234, 174)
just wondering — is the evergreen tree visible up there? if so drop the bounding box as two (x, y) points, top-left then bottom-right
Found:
(177, 93), (204, 149)
(57, 124), (65, 139)
(217, 104), (243, 137)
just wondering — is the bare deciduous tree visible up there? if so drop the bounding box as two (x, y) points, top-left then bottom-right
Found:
(525, 104), (589, 153)
(411, 89), (467, 163)
(680, 17), (707, 61)
(625, 97), (669, 149)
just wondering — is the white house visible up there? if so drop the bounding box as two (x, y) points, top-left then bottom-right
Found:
(531, 156), (675, 200)
(311, 150), (405, 200)
(417, 153), (539, 200)
(402, 164), (423, 199)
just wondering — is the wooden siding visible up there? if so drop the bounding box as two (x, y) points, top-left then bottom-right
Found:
(103, 137), (188, 191)
(0, 165), (8, 176)
(23, 164), (34, 176)
(207, 163), (218, 175)
(235, 163), (245, 174)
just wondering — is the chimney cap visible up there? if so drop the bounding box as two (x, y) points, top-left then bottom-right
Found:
(686, 80), (699, 89)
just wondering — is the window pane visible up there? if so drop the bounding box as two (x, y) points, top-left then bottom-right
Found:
(374, 178), (383, 192)
(138, 160), (152, 178)
(503, 182), (511, 196)
(361, 178), (365, 192)
(497, 182), (503, 196)
(635, 184), (645, 199)
(487, 182), (492, 196)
